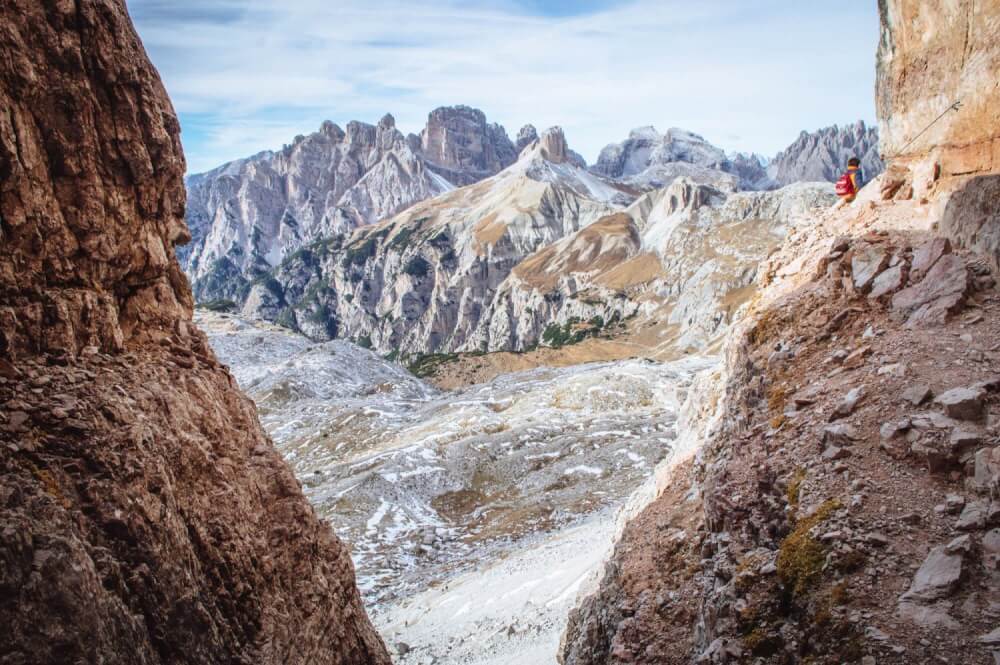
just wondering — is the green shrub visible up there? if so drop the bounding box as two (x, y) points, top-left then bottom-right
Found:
(389, 222), (422, 250)
(252, 273), (284, 298)
(407, 352), (459, 378)
(275, 308), (297, 331)
(427, 229), (451, 248)
(197, 299), (237, 313)
(342, 228), (389, 269)
(403, 256), (431, 279)
(777, 499), (841, 596)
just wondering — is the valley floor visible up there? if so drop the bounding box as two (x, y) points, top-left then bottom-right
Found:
(376, 509), (618, 665)
(197, 311), (716, 664)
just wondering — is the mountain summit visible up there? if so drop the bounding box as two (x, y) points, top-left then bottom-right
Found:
(183, 106), (521, 300)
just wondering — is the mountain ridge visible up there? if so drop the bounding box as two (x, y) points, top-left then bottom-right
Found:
(215, 126), (835, 362)
(184, 114), (884, 310)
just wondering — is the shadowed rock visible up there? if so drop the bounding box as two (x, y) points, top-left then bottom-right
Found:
(0, 1), (389, 663)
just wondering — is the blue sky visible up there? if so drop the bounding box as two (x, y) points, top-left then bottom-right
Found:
(128, 0), (881, 174)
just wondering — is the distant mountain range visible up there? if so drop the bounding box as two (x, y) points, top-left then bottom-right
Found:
(182, 107), (881, 307)
(182, 109), (881, 356)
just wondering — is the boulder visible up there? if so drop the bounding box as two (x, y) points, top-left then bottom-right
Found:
(869, 263), (906, 299)
(935, 387), (986, 421)
(851, 245), (890, 292)
(983, 529), (1000, 570)
(900, 544), (964, 602)
(940, 175), (1000, 275)
(974, 447), (1000, 492)
(949, 429), (982, 455)
(880, 163), (910, 200)
(829, 386), (865, 421)
(954, 500), (988, 531)
(880, 419), (911, 440)
(945, 494), (966, 514)
(891, 254), (970, 326)
(910, 436), (957, 472)
(822, 445), (851, 461)
(822, 423), (859, 446)
(910, 237), (952, 282)
(901, 384), (933, 405)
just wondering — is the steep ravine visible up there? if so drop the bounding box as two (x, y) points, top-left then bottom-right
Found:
(0, 2), (387, 663)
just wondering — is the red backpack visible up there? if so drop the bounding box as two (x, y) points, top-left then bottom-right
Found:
(835, 171), (856, 196)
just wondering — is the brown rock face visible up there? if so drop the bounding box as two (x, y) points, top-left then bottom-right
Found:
(419, 105), (518, 184)
(0, 0), (191, 358)
(539, 127), (569, 164)
(0, 2), (389, 663)
(876, 0), (1000, 176)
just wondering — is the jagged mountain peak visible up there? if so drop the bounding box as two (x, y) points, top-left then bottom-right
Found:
(183, 105), (522, 300)
(768, 119), (882, 187)
(419, 105), (517, 183)
(513, 126), (589, 174)
(628, 125), (661, 140)
(516, 124), (540, 154)
(536, 126), (569, 164)
(594, 126), (727, 178)
(319, 119), (345, 139)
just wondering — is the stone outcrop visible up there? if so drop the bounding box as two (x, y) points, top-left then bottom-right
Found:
(184, 106), (520, 303)
(766, 121), (884, 187)
(876, 0), (1000, 176)
(419, 105), (518, 185)
(0, 1), (388, 663)
(940, 174), (1000, 273)
(516, 124), (540, 154)
(875, 0), (1000, 292)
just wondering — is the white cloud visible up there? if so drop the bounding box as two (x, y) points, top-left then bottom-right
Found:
(129, 0), (879, 173)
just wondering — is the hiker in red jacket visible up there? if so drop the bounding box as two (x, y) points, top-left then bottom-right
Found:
(834, 157), (864, 207)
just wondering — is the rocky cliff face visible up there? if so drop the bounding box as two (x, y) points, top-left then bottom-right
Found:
(419, 105), (518, 185)
(185, 106), (520, 302)
(187, 115), (891, 308)
(562, 207), (1000, 664)
(876, 0), (1000, 273)
(767, 121), (884, 187)
(560, 2), (1000, 663)
(876, 0), (1000, 176)
(241, 128), (627, 352)
(0, 1), (388, 662)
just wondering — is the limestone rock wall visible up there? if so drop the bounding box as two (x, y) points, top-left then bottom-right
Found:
(876, 0), (1000, 176)
(0, 2), (388, 663)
